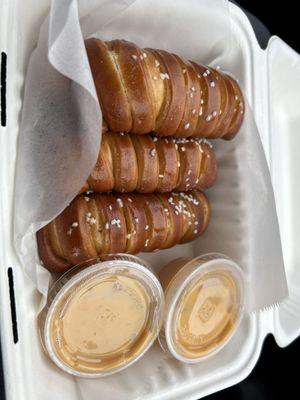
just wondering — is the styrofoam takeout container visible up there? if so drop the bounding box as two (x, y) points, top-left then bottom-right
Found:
(1, 1), (300, 399)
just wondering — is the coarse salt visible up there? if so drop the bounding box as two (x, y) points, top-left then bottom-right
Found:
(116, 198), (124, 207)
(160, 72), (169, 80)
(150, 148), (156, 157)
(111, 218), (121, 228)
(72, 247), (81, 257)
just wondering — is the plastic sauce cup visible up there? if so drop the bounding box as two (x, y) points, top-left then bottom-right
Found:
(38, 254), (164, 377)
(158, 253), (245, 363)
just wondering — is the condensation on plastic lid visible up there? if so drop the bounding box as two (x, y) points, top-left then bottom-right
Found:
(39, 254), (164, 378)
(159, 253), (246, 364)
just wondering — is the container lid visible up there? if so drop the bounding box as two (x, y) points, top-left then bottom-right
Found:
(267, 37), (300, 346)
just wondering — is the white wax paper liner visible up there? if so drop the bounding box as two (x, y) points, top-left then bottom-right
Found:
(13, 0), (103, 295)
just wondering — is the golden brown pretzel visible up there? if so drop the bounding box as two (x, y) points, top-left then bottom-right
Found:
(86, 38), (245, 139)
(37, 191), (210, 273)
(80, 132), (216, 194)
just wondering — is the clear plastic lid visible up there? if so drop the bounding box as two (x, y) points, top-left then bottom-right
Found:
(158, 253), (245, 363)
(38, 254), (164, 377)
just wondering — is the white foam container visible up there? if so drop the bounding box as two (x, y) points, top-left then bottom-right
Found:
(1, 1), (300, 399)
